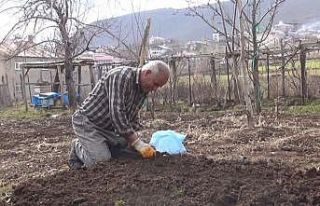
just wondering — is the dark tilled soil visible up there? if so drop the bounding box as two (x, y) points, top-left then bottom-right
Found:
(10, 155), (320, 206)
(1, 112), (320, 206)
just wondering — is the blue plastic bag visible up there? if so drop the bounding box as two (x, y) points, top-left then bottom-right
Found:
(150, 130), (187, 155)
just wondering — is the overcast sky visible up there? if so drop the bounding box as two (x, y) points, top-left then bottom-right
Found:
(86, 0), (209, 22)
(0, 0), (211, 39)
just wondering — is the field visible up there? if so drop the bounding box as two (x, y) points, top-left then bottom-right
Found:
(173, 58), (320, 88)
(0, 108), (320, 206)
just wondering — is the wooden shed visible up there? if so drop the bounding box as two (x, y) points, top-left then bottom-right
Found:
(19, 59), (95, 110)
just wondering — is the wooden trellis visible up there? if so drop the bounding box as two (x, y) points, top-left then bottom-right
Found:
(149, 40), (320, 108)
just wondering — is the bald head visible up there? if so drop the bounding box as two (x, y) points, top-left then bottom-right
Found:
(141, 60), (170, 78)
(139, 60), (170, 92)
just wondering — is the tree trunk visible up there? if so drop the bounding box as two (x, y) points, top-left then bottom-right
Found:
(169, 58), (177, 104)
(266, 54), (270, 99)
(65, 45), (77, 109)
(59, 9), (77, 109)
(20, 69), (28, 112)
(225, 50), (231, 101)
(188, 58), (192, 106)
(251, 0), (261, 113)
(237, 0), (254, 127)
(65, 62), (76, 109)
(231, 56), (241, 104)
(300, 45), (307, 104)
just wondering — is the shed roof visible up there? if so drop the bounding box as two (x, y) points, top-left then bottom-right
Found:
(20, 59), (94, 69)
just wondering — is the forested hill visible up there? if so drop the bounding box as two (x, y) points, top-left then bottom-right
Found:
(91, 0), (320, 46)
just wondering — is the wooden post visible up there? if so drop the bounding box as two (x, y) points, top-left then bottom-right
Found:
(53, 70), (60, 93)
(300, 45), (307, 104)
(98, 66), (102, 80)
(169, 58), (177, 104)
(0, 82), (2, 107)
(280, 39), (286, 96)
(187, 57), (192, 106)
(27, 72), (32, 101)
(225, 51), (231, 101)
(138, 18), (152, 117)
(57, 65), (64, 105)
(210, 57), (217, 100)
(266, 53), (270, 99)
(21, 66), (28, 112)
(0, 76), (4, 107)
(138, 18), (151, 67)
(49, 70), (53, 91)
(77, 66), (82, 101)
(89, 65), (95, 90)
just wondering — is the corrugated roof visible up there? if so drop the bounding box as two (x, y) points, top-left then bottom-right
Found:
(77, 51), (124, 63)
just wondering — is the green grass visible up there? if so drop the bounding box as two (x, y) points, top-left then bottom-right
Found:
(174, 187), (185, 196)
(306, 59), (320, 69)
(171, 73), (229, 85)
(0, 104), (72, 119)
(174, 59), (320, 85)
(114, 200), (126, 206)
(259, 59), (320, 74)
(286, 100), (320, 114)
(169, 58), (320, 85)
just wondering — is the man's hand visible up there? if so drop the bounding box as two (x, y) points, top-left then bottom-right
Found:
(131, 138), (156, 158)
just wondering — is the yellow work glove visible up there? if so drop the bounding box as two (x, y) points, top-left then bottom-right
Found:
(131, 138), (156, 158)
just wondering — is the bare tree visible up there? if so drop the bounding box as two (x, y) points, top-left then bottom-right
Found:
(187, 0), (285, 122)
(0, 0), (107, 109)
(248, 0), (285, 113)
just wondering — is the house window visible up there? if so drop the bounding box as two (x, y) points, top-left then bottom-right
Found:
(15, 62), (23, 71)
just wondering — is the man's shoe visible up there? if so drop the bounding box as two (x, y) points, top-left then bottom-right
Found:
(68, 139), (84, 170)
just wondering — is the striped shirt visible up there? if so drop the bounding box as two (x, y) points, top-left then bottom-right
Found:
(79, 66), (147, 138)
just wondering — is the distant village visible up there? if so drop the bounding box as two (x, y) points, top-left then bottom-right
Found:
(146, 21), (320, 58)
(86, 20), (320, 76)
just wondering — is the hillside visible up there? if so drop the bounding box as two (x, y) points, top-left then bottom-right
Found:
(91, 0), (320, 47)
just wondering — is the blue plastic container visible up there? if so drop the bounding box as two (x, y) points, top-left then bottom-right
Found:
(31, 93), (56, 108)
